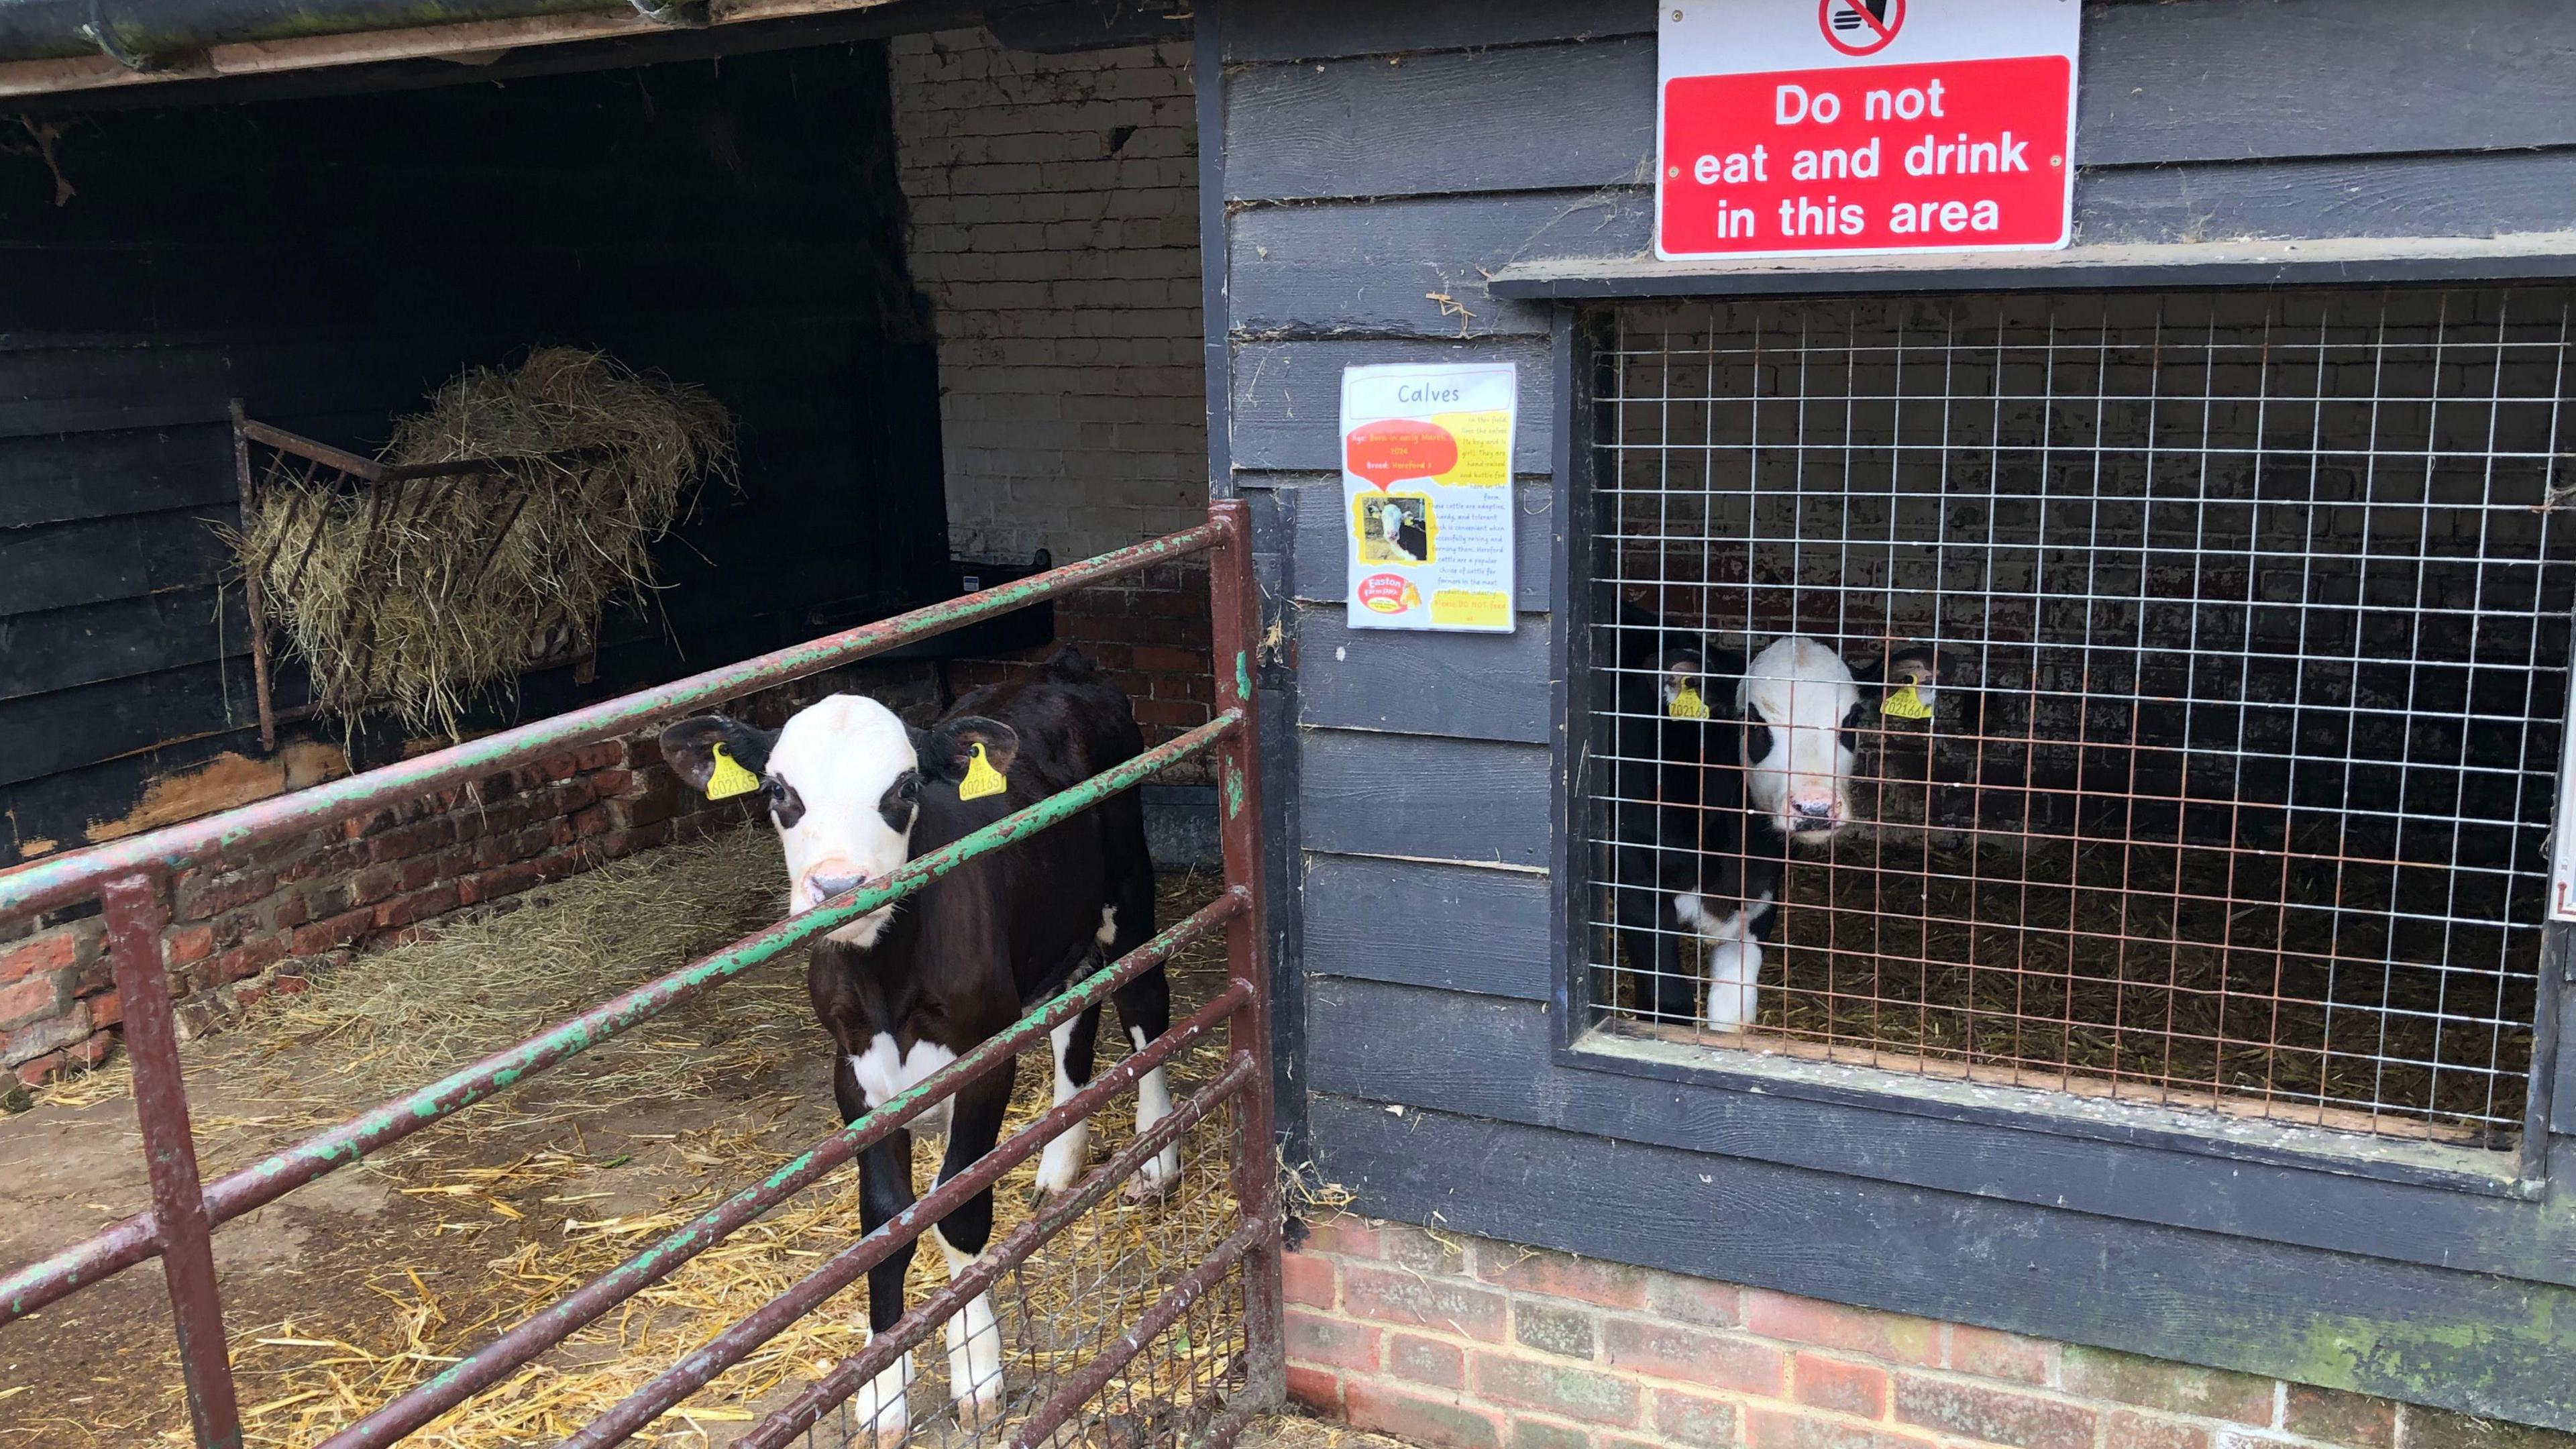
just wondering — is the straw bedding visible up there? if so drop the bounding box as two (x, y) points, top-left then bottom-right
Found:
(1606, 826), (2536, 1137)
(235, 349), (735, 739)
(30, 827), (1242, 1447)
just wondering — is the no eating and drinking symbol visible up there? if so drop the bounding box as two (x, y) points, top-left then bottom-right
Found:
(1820, 0), (1904, 56)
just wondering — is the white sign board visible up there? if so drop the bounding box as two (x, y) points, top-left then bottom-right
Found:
(1656, 0), (2082, 260)
(1340, 362), (1517, 633)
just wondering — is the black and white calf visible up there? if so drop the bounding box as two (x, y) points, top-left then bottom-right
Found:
(1605, 605), (1943, 1030)
(658, 648), (1171, 1444)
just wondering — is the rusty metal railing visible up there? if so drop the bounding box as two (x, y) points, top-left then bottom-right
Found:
(0, 500), (1281, 1449)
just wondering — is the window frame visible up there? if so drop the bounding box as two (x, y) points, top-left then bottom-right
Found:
(1541, 290), (2572, 1203)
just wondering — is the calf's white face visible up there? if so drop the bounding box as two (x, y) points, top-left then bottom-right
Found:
(1737, 637), (1864, 839)
(762, 696), (922, 941)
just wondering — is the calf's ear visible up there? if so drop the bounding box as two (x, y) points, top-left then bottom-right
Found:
(1656, 647), (1719, 720)
(657, 715), (780, 798)
(1848, 644), (1948, 712)
(918, 715), (1020, 784)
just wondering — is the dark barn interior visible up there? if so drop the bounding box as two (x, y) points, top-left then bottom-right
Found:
(1587, 286), (2576, 1146)
(0, 41), (948, 862)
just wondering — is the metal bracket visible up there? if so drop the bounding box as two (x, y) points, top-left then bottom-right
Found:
(626, 0), (713, 27)
(77, 0), (159, 70)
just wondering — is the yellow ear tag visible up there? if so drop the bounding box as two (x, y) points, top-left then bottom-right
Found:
(1883, 684), (1933, 720)
(958, 742), (1008, 801)
(704, 743), (762, 800)
(1668, 686), (1711, 721)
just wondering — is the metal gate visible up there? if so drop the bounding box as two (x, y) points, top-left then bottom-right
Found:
(0, 502), (1281, 1449)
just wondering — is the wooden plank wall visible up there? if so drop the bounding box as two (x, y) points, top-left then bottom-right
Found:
(0, 44), (946, 861)
(1216, 0), (2576, 1426)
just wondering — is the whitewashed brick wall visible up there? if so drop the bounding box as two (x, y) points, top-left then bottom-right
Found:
(889, 27), (1207, 564)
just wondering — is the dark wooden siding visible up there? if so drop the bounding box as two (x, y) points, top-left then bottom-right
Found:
(1216, 0), (2576, 1426)
(0, 43), (946, 860)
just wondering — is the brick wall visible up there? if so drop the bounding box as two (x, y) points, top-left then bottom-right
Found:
(1283, 1214), (2572, 1449)
(0, 663), (936, 1091)
(888, 23), (1214, 777)
(888, 24), (1206, 565)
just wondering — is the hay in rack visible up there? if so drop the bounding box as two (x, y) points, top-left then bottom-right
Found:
(236, 347), (735, 739)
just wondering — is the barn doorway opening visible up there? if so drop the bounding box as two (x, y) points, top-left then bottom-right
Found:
(0, 38), (949, 853)
(1582, 287), (2576, 1148)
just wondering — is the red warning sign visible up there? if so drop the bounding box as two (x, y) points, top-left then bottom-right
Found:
(1658, 0), (2079, 260)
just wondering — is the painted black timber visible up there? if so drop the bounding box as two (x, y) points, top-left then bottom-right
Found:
(1296, 606), (1553, 746)
(1308, 1095), (2576, 1433)
(1307, 977), (2573, 1277)
(1303, 856), (1553, 1001)
(1297, 731), (1550, 870)
(1232, 338), (1556, 474)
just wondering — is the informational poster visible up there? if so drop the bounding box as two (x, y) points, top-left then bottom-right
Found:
(1340, 362), (1517, 633)
(1656, 0), (2081, 259)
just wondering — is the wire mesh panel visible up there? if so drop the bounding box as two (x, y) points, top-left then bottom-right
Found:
(1583, 287), (2576, 1145)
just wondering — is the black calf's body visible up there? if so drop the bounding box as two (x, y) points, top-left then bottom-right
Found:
(1604, 606), (1784, 1026)
(1603, 606), (1947, 1030)
(659, 648), (1170, 1441)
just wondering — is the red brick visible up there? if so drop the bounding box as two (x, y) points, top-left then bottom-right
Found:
(2104, 1409), (2211, 1449)
(1388, 1333), (1467, 1390)
(1646, 1273), (1744, 1328)
(2283, 1387), (2393, 1449)
(2061, 1348), (2275, 1427)
(1747, 1291), (1942, 1366)
(1650, 1387), (1743, 1449)
(222, 936), (290, 981)
(1133, 698), (1208, 729)
(1951, 1327), (2053, 1387)
(1749, 1406), (1943, 1449)
(291, 907), (375, 958)
(0, 973), (61, 1029)
(176, 869), (276, 919)
(615, 792), (679, 830)
(375, 884), (462, 932)
(1472, 1352), (1640, 1427)
(270, 974), (311, 997)
(2399, 1406), (2576, 1449)
(1288, 1309), (1381, 1373)
(349, 863), (405, 908)
(1511, 1419), (1593, 1449)
(1604, 1318), (1785, 1395)
(1796, 1356), (1892, 1419)
(1892, 1373), (2097, 1449)
(14, 1049), (66, 1087)
(1514, 1301), (1598, 1360)
(163, 922), (215, 967)
(572, 741), (624, 771)
(460, 861), (544, 907)
(570, 806), (612, 837)
(1346, 1379), (1504, 1449)
(594, 824), (674, 861)
(367, 817), (458, 864)
(1132, 644), (1203, 674)
(589, 769), (635, 797)
(1375, 1223), (1470, 1275)
(1285, 1366), (1342, 1415)
(1478, 1246), (1648, 1310)
(0, 928), (81, 986)
(87, 989), (123, 1029)
(1299, 1216), (1384, 1258)
(1283, 1250), (1338, 1307)
(1342, 1265), (1509, 1342)
(202, 937), (286, 989)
